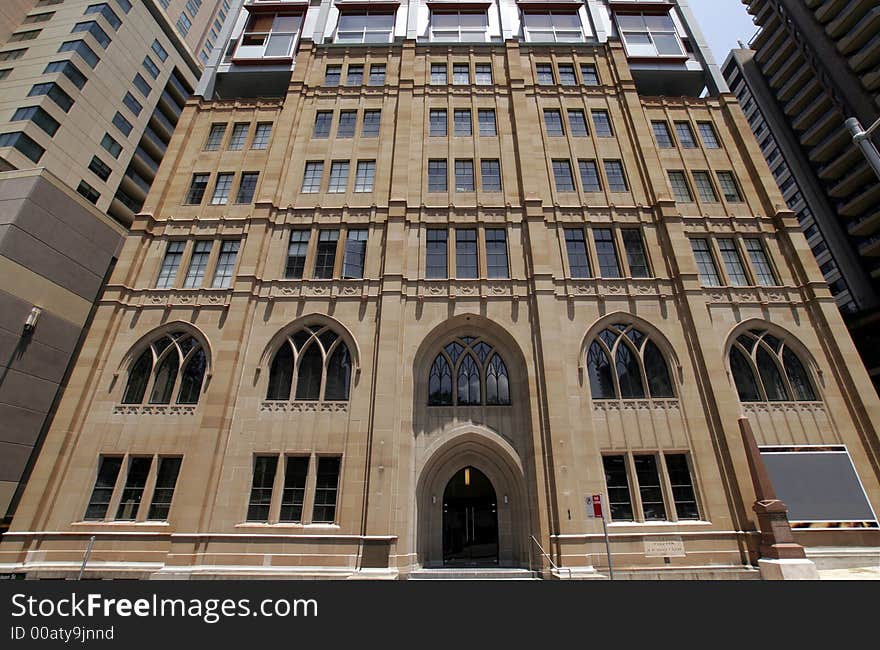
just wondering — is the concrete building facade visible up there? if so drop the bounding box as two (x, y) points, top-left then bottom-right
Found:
(1, 0), (878, 579)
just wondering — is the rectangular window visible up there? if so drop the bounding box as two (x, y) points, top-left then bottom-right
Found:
(142, 54), (159, 78)
(11, 106), (59, 137)
(553, 160), (575, 192)
(362, 110), (380, 137)
(0, 69), (10, 81)
(210, 172), (234, 205)
(692, 171), (718, 202)
(115, 457), (152, 520)
(454, 159), (474, 192)
(156, 241), (185, 288)
(634, 455), (666, 520)
(59, 39), (99, 68)
(251, 122), (272, 149)
(10, 30), (41, 43)
(176, 12), (191, 36)
(543, 109), (564, 136)
(314, 230), (339, 278)
(565, 228), (591, 278)
(313, 111), (332, 138)
(668, 171), (693, 202)
(312, 457), (341, 523)
(592, 110), (612, 137)
(146, 457), (182, 521)
(229, 123), (249, 150)
(28, 82), (73, 112)
(430, 63), (447, 85)
(535, 63), (554, 85)
(369, 64), (386, 86)
(481, 159), (501, 193)
(580, 63), (599, 86)
(185, 174), (209, 204)
(84, 457), (123, 520)
(112, 111), (132, 136)
(204, 123), (226, 150)
(578, 160), (602, 193)
(77, 180), (99, 204)
(568, 109), (588, 137)
(346, 64), (363, 86)
(0, 49), (27, 62)
(183, 240), (212, 288)
(478, 109), (496, 136)
(652, 121), (674, 148)
(247, 456), (277, 522)
(325, 65), (341, 86)
(486, 229), (508, 278)
(475, 63), (492, 85)
(522, 11), (583, 42)
(343, 229), (368, 279)
(426, 229), (448, 279)
(45, 60), (87, 88)
(0, 132), (45, 163)
(622, 230), (650, 278)
(236, 171), (259, 204)
(354, 160), (375, 193)
(557, 63), (576, 86)
(690, 238), (721, 286)
(88, 155), (111, 181)
(674, 121), (697, 148)
(328, 161), (349, 193)
(452, 63), (469, 85)
(665, 454), (699, 520)
(456, 229), (478, 278)
(337, 111), (356, 138)
(152, 39), (168, 61)
(697, 122), (719, 148)
(23, 12), (54, 25)
(285, 230), (310, 278)
(428, 159), (447, 192)
(85, 3), (121, 29)
(603, 455), (634, 521)
(72, 20), (111, 48)
(453, 109), (472, 136)
(604, 160), (628, 192)
(279, 457), (309, 522)
(301, 161), (323, 193)
(716, 171), (742, 202)
(336, 11), (394, 44)
(212, 240), (240, 288)
(617, 12), (683, 57)
(132, 72), (151, 97)
(744, 238), (777, 286)
(717, 238), (748, 286)
(429, 109), (447, 136)
(593, 229), (621, 278)
(431, 10), (488, 43)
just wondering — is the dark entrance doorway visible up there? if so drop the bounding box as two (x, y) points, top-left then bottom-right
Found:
(442, 466), (498, 566)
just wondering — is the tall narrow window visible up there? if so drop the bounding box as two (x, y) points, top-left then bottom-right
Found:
(604, 160), (628, 192)
(426, 229), (448, 279)
(668, 170), (693, 202)
(481, 159), (501, 192)
(535, 63), (554, 85)
(578, 160), (601, 193)
(235, 172), (259, 204)
(212, 240), (240, 288)
(210, 172), (234, 205)
(453, 109), (472, 136)
(362, 110), (381, 137)
(634, 455), (666, 520)
(456, 229), (478, 278)
(301, 161), (323, 193)
(717, 238), (748, 286)
(674, 121), (697, 148)
(475, 63), (492, 85)
(622, 230), (650, 278)
(697, 122), (719, 148)
(428, 159), (447, 192)
(343, 229), (368, 278)
(247, 456), (277, 522)
(430, 109), (447, 136)
(84, 457), (122, 520)
(591, 110), (613, 137)
(486, 229), (508, 278)
(147, 457), (182, 521)
(553, 160), (575, 192)
(716, 171), (742, 202)
(565, 228), (591, 278)
(184, 241), (212, 288)
(354, 160), (375, 193)
(452, 63), (469, 84)
(478, 109), (496, 136)
(543, 109), (564, 136)
(325, 65), (341, 86)
(603, 455), (634, 521)
(369, 64), (386, 85)
(313, 111), (332, 138)
(652, 121), (674, 148)
(454, 159), (474, 192)
(279, 457), (309, 522)
(314, 230), (339, 278)
(115, 457), (152, 520)
(692, 171), (718, 202)
(580, 64), (599, 85)
(665, 454), (699, 520)
(337, 110), (356, 138)
(744, 239), (777, 286)
(328, 162), (349, 193)
(593, 229), (621, 278)
(430, 63), (447, 85)
(557, 64), (576, 86)
(568, 109), (588, 136)
(690, 238), (720, 286)
(285, 230), (310, 279)
(251, 122), (272, 149)
(312, 457), (341, 523)
(156, 241), (185, 288)
(205, 123), (226, 150)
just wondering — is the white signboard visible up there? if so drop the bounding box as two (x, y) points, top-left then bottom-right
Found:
(644, 537), (686, 558)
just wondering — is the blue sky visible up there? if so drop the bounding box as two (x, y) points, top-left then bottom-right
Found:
(687, 0), (759, 64)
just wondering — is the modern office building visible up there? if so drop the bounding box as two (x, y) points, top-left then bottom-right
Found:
(0, 0), (240, 532)
(731, 0), (880, 392)
(1, 0), (878, 580)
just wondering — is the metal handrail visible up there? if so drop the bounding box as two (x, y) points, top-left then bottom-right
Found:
(529, 535), (572, 579)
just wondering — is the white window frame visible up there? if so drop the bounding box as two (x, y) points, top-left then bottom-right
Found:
(522, 10), (585, 43)
(234, 12), (303, 59)
(335, 10), (395, 44)
(616, 12), (684, 58)
(430, 10), (488, 43)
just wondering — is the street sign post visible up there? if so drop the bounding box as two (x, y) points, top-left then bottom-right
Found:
(586, 494), (614, 580)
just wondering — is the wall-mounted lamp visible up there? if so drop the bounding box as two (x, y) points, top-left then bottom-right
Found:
(23, 307), (41, 337)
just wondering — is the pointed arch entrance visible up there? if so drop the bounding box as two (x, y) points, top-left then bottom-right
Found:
(442, 466), (499, 566)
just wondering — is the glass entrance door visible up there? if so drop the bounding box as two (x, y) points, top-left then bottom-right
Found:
(442, 466), (498, 566)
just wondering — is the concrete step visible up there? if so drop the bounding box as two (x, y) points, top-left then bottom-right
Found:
(408, 568), (539, 580)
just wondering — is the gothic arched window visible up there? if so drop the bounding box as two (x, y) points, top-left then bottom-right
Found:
(729, 329), (817, 402)
(586, 324), (674, 400)
(428, 336), (511, 406)
(266, 324), (352, 401)
(121, 331), (208, 405)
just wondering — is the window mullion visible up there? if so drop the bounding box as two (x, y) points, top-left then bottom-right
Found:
(105, 454), (129, 522)
(656, 452), (677, 523)
(303, 453), (318, 524)
(137, 454), (161, 522)
(626, 453), (645, 522)
(268, 454), (284, 524)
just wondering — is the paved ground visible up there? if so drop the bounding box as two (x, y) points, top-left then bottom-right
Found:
(818, 566), (880, 580)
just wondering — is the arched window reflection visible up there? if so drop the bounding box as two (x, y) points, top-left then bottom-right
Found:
(586, 324), (675, 400)
(121, 330), (208, 406)
(729, 329), (817, 402)
(266, 324), (353, 402)
(428, 336), (511, 407)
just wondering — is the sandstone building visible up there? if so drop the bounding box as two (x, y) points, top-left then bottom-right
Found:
(1, 0), (878, 579)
